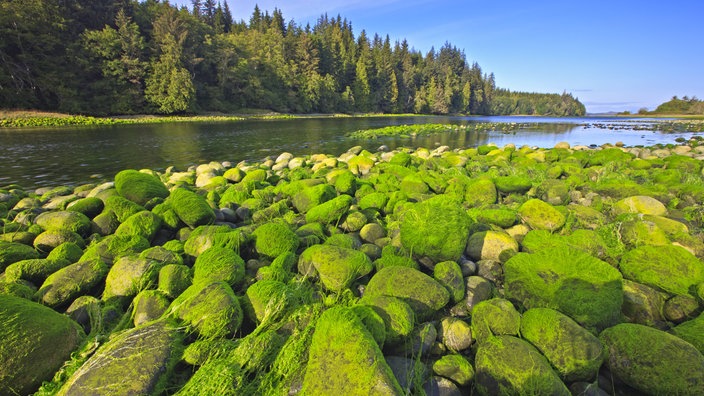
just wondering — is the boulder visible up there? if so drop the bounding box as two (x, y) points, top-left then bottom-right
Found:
(621, 280), (667, 327)
(33, 229), (85, 253)
(57, 320), (183, 396)
(386, 356), (426, 394)
(80, 234), (150, 265)
(168, 281), (243, 339)
(517, 198), (566, 232)
(671, 311), (704, 354)
(350, 304), (387, 349)
(0, 241), (41, 272)
(47, 241), (84, 263)
(521, 308), (604, 382)
(465, 230), (518, 261)
(35, 210), (91, 236)
(192, 246), (245, 287)
(493, 175), (532, 194)
(305, 194), (353, 224)
(433, 261), (465, 304)
(4, 257), (70, 284)
(114, 169), (169, 206)
(365, 266), (450, 321)
(36, 259), (109, 307)
(600, 323), (704, 395)
(0, 295), (85, 395)
(132, 290), (170, 327)
(471, 298), (521, 344)
(505, 247), (623, 331)
(619, 244), (704, 296)
(301, 306), (403, 395)
(432, 354), (474, 387)
(170, 188), (215, 228)
(439, 316), (473, 352)
(103, 256), (162, 300)
(242, 280), (293, 324)
(114, 211), (162, 241)
(474, 335), (570, 396)
(103, 195), (146, 222)
(359, 295), (415, 346)
(66, 197), (104, 218)
(253, 222), (299, 258)
(612, 195), (667, 216)
(464, 179), (497, 207)
(292, 184), (336, 213)
(158, 264), (192, 299)
(183, 225), (247, 257)
(298, 244), (372, 292)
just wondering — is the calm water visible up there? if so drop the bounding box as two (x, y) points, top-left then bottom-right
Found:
(0, 116), (696, 189)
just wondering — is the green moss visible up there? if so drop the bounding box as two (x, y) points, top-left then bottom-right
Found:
(305, 194), (353, 225)
(400, 195), (472, 263)
(240, 168), (268, 184)
(183, 225), (248, 257)
(139, 246), (183, 265)
(364, 266), (450, 321)
(4, 258), (70, 284)
(242, 280), (294, 324)
(517, 198), (566, 232)
(33, 229), (85, 253)
(671, 312), (704, 354)
(114, 210), (162, 241)
(114, 169), (170, 206)
(521, 308), (604, 382)
(253, 222), (300, 258)
(182, 338), (240, 366)
(504, 247), (623, 332)
(46, 242), (84, 263)
(168, 281), (243, 339)
(493, 175), (532, 194)
(301, 306), (403, 394)
(432, 354), (474, 386)
(35, 259), (109, 307)
(104, 195), (145, 222)
(66, 197), (104, 218)
(620, 244), (704, 296)
(350, 304), (387, 349)
(471, 298), (521, 344)
(298, 244), (373, 292)
(35, 210), (91, 237)
(132, 289), (170, 326)
(176, 358), (241, 396)
(358, 295), (414, 346)
(586, 147), (634, 166)
(80, 234), (150, 264)
(433, 261), (465, 304)
(358, 192), (389, 212)
(192, 246), (245, 287)
(333, 170), (357, 195)
(474, 208), (517, 228)
(0, 241), (40, 272)
(292, 184), (336, 213)
(0, 295), (85, 396)
(91, 209), (120, 235)
(373, 245), (418, 271)
(157, 264), (192, 299)
(170, 188), (215, 228)
(600, 323), (704, 395)
(103, 256), (162, 300)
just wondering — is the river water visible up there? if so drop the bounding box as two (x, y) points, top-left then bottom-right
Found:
(0, 116), (696, 189)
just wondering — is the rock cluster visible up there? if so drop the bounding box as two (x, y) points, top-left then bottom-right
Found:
(2, 141), (704, 395)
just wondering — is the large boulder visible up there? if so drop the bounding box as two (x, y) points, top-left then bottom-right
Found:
(0, 295), (85, 395)
(242, 280), (294, 324)
(114, 169), (169, 206)
(619, 244), (704, 296)
(57, 319), (183, 396)
(521, 308), (604, 382)
(400, 195), (472, 263)
(359, 295), (415, 346)
(365, 266), (450, 321)
(298, 244), (373, 292)
(301, 306), (404, 395)
(612, 195), (667, 216)
(305, 194), (353, 224)
(114, 211), (162, 241)
(600, 323), (704, 395)
(168, 281), (243, 339)
(292, 184), (336, 213)
(474, 335), (570, 396)
(504, 247), (623, 332)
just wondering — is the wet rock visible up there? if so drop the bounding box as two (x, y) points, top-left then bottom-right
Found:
(432, 354), (474, 386)
(168, 281), (243, 339)
(114, 169), (169, 206)
(433, 261), (465, 303)
(517, 198), (566, 232)
(465, 230), (518, 261)
(34, 229), (85, 253)
(619, 244), (704, 296)
(423, 376), (462, 396)
(439, 316), (473, 352)
(671, 311), (704, 354)
(621, 280), (668, 327)
(192, 246), (245, 287)
(36, 259), (109, 307)
(663, 294), (701, 323)
(359, 295), (415, 346)
(298, 244), (372, 292)
(253, 222), (299, 259)
(471, 298), (521, 344)
(170, 188), (216, 228)
(103, 255), (162, 300)
(132, 289), (170, 326)
(35, 210), (91, 236)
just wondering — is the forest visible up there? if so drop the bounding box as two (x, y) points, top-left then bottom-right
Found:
(650, 96), (704, 115)
(0, 0), (585, 116)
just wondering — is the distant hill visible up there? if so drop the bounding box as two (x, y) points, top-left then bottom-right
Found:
(651, 96), (704, 115)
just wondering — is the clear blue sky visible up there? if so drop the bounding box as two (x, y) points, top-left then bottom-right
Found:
(172, 0), (704, 113)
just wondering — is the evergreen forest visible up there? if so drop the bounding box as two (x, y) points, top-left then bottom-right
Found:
(0, 0), (585, 116)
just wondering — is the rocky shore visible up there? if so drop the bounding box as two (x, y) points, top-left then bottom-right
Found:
(2, 141), (704, 395)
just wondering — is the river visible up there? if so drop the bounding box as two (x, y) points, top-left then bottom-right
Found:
(0, 116), (696, 190)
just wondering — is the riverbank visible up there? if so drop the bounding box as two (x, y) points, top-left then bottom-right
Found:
(2, 141), (704, 395)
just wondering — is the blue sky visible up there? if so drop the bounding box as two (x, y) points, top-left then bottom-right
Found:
(172, 0), (704, 113)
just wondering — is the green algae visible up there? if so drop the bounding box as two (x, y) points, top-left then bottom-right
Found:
(192, 246), (245, 287)
(253, 222), (300, 258)
(114, 169), (170, 206)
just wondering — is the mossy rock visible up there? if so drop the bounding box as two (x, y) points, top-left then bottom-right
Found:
(132, 289), (170, 327)
(324, 233), (361, 249)
(4, 258), (69, 284)
(347, 155), (376, 176)
(465, 230), (519, 262)
(567, 203), (606, 230)
(170, 188), (216, 228)
(292, 184), (336, 213)
(92, 209), (121, 235)
(612, 195), (667, 216)
(619, 244), (704, 296)
(168, 281), (243, 339)
(114, 169), (170, 206)
(114, 210), (162, 241)
(301, 306), (404, 395)
(586, 147), (634, 166)
(471, 298), (521, 344)
(671, 311), (704, 354)
(242, 279), (293, 324)
(400, 173), (430, 195)
(505, 247), (623, 332)
(474, 335), (570, 396)
(183, 225), (248, 257)
(57, 319), (183, 396)
(433, 261), (465, 304)
(36, 259), (109, 307)
(517, 198), (566, 232)
(621, 280), (668, 327)
(358, 192), (389, 212)
(158, 264), (192, 299)
(600, 323), (704, 395)
(81, 234), (150, 265)
(400, 195), (472, 263)
(103, 256), (162, 300)
(373, 246), (418, 271)
(33, 229), (85, 253)
(537, 179), (570, 205)
(0, 241), (40, 272)
(474, 208), (517, 228)
(521, 308), (604, 382)
(365, 266), (450, 321)
(175, 357), (241, 396)
(0, 295), (85, 396)
(464, 178), (497, 207)
(47, 241), (84, 263)
(333, 169), (357, 195)
(35, 210), (91, 237)
(305, 194), (353, 225)
(493, 175), (532, 194)
(104, 195), (145, 222)
(253, 222), (300, 259)
(350, 304), (387, 349)
(298, 244), (373, 292)
(192, 246), (245, 287)
(619, 216), (670, 247)
(151, 201), (182, 231)
(439, 316), (473, 352)
(359, 295), (415, 346)
(432, 354), (474, 386)
(67, 197), (104, 218)
(240, 168), (268, 184)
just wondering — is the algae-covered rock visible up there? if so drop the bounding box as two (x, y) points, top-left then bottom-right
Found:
(671, 311), (704, 354)
(464, 179), (497, 207)
(242, 279), (293, 324)
(114, 210), (162, 241)
(298, 244), (373, 292)
(504, 247), (623, 331)
(92, 209), (121, 235)
(439, 316), (473, 352)
(33, 229), (85, 253)
(474, 208), (517, 228)
(521, 308), (604, 382)
(183, 225), (247, 257)
(517, 198), (566, 232)
(0, 295), (85, 396)
(465, 230), (519, 262)
(493, 175), (532, 194)
(192, 246), (245, 287)
(81, 234), (150, 264)
(400, 195), (472, 263)
(663, 294), (700, 323)
(47, 241), (84, 263)
(471, 298), (521, 344)
(4, 258), (69, 284)
(114, 169), (169, 206)
(364, 266), (450, 321)
(292, 183), (336, 213)
(621, 279), (667, 327)
(350, 304), (387, 349)
(132, 290), (171, 327)
(619, 244), (704, 296)
(169, 281), (243, 339)
(359, 295), (415, 346)
(433, 260), (465, 304)
(301, 306), (404, 395)
(474, 335), (570, 396)
(359, 223), (386, 243)
(35, 210), (91, 236)
(600, 323), (704, 395)
(0, 241), (40, 272)
(432, 354), (474, 386)
(103, 256), (162, 300)
(66, 196), (104, 218)
(158, 264), (192, 298)
(305, 194), (353, 224)
(253, 222), (299, 258)
(170, 188), (216, 228)
(176, 357), (241, 396)
(57, 319), (183, 396)
(104, 195), (145, 222)
(612, 195), (668, 216)
(36, 259), (109, 307)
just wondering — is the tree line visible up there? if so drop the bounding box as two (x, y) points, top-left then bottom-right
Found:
(650, 96), (704, 115)
(0, 0), (585, 116)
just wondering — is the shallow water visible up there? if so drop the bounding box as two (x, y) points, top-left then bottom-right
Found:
(0, 116), (696, 189)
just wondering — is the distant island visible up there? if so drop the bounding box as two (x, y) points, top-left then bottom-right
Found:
(0, 1), (584, 118)
(620, 96), (704, 116)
